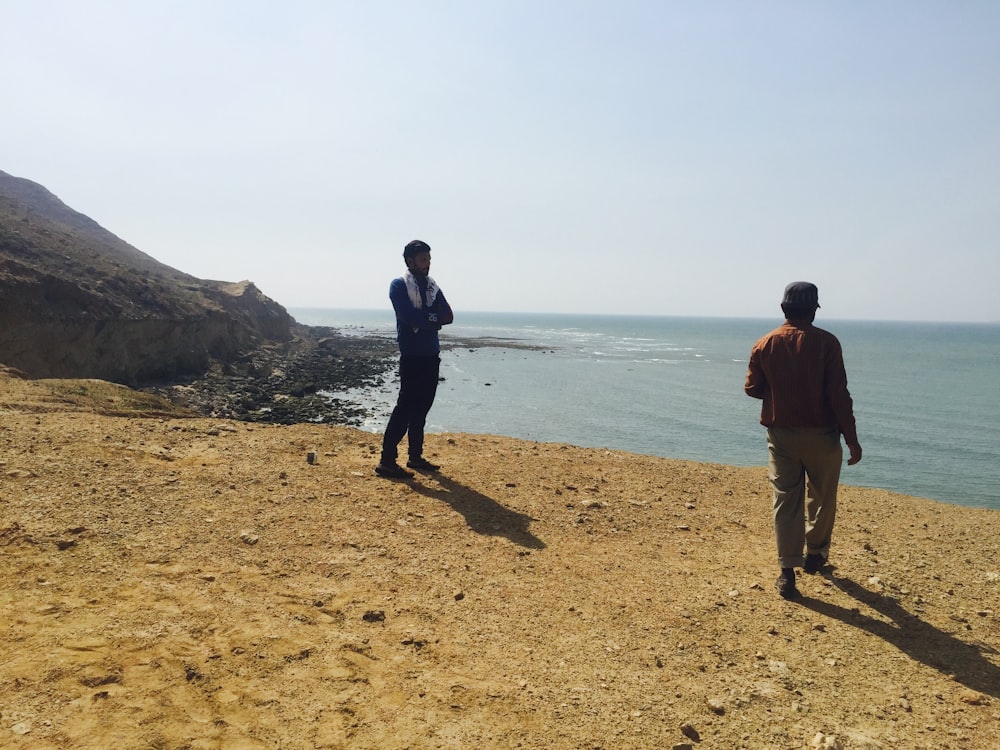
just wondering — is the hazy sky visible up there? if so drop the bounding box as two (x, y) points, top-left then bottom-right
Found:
(3, 1), (999, 322)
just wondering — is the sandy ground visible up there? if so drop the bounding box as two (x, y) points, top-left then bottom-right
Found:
(1, 370), (997, 749)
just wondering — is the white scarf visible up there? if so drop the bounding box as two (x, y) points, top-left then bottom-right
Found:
(403, 270), (439, 309)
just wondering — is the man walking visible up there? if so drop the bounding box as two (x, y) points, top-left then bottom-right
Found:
(376, 240), (454, 479)
(745, 282), (862, 599)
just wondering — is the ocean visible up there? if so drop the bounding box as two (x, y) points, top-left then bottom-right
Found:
(291, 308), (1000, 511)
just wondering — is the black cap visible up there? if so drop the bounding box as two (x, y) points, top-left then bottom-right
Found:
(403, 239), (431, 258)
(781, 281), (820, 308)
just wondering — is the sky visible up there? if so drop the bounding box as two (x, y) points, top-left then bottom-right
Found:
(3, 1), (999, 322)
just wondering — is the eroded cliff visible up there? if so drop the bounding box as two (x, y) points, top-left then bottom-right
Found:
(0, 170), (292, 384)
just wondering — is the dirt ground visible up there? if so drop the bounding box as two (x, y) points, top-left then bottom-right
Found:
(1, 370), (997, 749)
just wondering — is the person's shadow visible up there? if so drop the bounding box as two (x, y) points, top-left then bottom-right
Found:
(407, 473), (546, 550)
(796, 573), (999, 698)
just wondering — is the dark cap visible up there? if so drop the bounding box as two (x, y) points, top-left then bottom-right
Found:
(403, 239), (431, 258)
(781, 281), (820, 308)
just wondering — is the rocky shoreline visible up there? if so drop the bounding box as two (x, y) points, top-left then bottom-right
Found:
(142, 324), (398, 425)
(144, 323), (542, 426)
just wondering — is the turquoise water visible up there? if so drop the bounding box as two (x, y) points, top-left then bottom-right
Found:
(292, 308), (1000, 510)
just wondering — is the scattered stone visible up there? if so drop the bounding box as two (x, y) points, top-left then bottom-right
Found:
(958, 689), (989, 706)
(680, 722), (701, 742)
(809, 732), (843, 749)
(362, 610), (386, 623)
(768, 660), (790, 677)
(239, 530), (259, 545)
(707, 697), (726, 714)
(185, 665), (205, 682)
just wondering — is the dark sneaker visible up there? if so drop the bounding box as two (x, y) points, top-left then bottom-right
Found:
(375, 463), (413, 479)
(406, 457), (440, 471)
(776, 569), (800, 599)
(804, 553), (827, 574)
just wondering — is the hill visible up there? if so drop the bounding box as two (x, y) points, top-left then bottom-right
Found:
(0, 170), (292, 384)
(0, 369), (996, 749)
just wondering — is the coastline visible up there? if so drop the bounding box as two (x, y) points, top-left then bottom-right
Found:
(287, 312), (1000, 511)
(1, 369), (997, 748)
(140, 323), (542, 426)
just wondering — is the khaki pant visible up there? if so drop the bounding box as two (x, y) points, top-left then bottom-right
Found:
(766, 427), (843, 569)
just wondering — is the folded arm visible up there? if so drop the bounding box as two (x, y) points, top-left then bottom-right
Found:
(389, 279), (449, 330)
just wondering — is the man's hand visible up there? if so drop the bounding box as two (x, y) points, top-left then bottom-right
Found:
(847, 443), (863, 466)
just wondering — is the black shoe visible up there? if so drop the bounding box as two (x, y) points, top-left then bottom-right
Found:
(804, 553), (827, 575)
(406, 457), (440, 471)
(375, 463), (413, 479)
(776, 569), (800, 599)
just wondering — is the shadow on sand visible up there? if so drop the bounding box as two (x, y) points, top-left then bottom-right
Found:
(796, 572), (999, 698)
(407, 472), (546, 550)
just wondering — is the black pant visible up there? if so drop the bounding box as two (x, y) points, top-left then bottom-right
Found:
(381, 355), (440, 464)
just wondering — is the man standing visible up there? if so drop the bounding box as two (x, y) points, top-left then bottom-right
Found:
(745, 282), (862, 599)
(376, 240), (454, 479)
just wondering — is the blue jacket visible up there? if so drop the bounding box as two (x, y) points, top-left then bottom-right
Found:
(389, 276), (454, 356)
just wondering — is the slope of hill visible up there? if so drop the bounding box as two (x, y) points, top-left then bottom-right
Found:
(0, 370), (997, 749)
(0, 170), (292, 384)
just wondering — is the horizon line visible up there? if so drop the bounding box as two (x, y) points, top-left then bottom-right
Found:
(286, 306), (1000, 327)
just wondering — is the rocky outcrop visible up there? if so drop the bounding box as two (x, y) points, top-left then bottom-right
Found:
(0, 169), (293, 384)
(148, 325), (398, 424)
